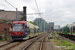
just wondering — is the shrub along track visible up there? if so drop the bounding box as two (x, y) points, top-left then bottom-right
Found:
(59, 35), (75, 44)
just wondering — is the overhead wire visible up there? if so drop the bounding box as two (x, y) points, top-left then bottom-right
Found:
(35, 0), (42, 18)
(5, 0), (16, 9)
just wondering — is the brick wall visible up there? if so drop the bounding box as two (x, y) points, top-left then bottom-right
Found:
(0, 23), (11, 35)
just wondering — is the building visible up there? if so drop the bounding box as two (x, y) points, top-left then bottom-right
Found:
(34, 18), (49, 32)
(54, 25), (60, 29)
(54, 25), (60, 32)
(0, 6), (27, 22)
(0, 10), (23, 22)
(49, 22), (54, 32)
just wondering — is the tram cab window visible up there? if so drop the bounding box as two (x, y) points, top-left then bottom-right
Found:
(25, 25), (30, 32)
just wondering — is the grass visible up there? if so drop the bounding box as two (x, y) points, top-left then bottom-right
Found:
(54, 40), (61, 46)
(53, 31), (75, 50)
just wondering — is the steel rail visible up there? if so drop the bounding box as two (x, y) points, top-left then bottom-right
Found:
(23, 34), (45, 50)
(0, 41), (13, 48)
(6, 41), (24, 50)
(40, 39), (44, 50)
(40, 34), (49, 50)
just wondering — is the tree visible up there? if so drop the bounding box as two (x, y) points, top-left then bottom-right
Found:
(28, 21), (36, 25)
(6, 21), (12, 24)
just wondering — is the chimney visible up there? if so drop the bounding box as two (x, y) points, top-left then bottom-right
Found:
(23, 6), (27, 21)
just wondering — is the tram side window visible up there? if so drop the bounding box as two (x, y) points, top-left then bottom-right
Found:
(25, 25), (30, 33)
(73, 27), (75, 33)
(27, 27), (30, 33)
(37, 29), (39, 33)
(34, 28), (36, 34)
(25, 25), (27, 31)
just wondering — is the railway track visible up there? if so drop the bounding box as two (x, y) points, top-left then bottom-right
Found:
(0, 41), (24, 50)
(0, 33), (46, 50)
(40, 34), (48, 50)
(59, 35), (75, 44)
(58, 33), (75, 44)
(23, 34), (49, 50)
(6, 41), (24, 50)
(58, 33), (75, 40)
(0, 41), (13, 48)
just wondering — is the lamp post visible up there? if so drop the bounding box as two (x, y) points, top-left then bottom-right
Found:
(5, 0), (17, 21)
(16, 8), (17, 21)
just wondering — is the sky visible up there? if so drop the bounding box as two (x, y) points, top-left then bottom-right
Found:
(0, 0), (75, 27)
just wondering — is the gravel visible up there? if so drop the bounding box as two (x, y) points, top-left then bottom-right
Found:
(42, 34), (54, 50)
(11, 33), (46, 50)
(0, 42), (19, 50)
(26, 33), (48, 50)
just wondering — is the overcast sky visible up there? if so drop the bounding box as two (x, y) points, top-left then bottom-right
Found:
(0, 0), (75, 27)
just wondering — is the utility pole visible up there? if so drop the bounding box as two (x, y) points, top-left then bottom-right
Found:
(16, 8), (17, 21)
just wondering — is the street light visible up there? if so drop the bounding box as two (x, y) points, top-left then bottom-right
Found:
(5, 0), (17, 21)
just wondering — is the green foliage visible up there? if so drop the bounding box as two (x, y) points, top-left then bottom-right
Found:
(53, 31), (57, 38)
(21, 16), (23, 20)
(9, 31), (11, 33)
(0, 35), (2, 40)
(53, 31), (57, 35)
(28, 21), (36, 25)
(48, 31), (50, 33)
(62, 40), (75, 46)
(54, 40), (61, 46)
(0, 20), (4, 23)
(6, 21), (12, 24)
(53, 32), (75, 49)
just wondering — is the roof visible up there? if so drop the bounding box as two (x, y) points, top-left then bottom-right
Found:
(13, 21), (39, 29)
(0, 10), (23, 21)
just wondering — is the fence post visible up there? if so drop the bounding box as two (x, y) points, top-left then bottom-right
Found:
(4, 28), (7, 41)
(2, 34), (4, 41)
(5, 31), (7, 41)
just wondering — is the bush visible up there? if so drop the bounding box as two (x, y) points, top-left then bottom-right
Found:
(0, 35), (2, 40)
(9, 31), (11, 33)
(6, 21), (12, 24)
(0, 20), (4, 23)
(21, 16), (23, 20)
